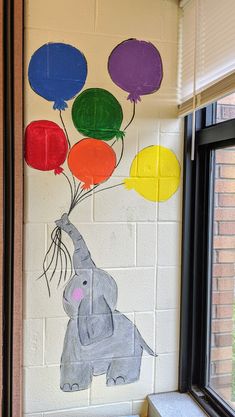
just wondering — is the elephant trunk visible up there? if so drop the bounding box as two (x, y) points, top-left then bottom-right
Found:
(55, 213), (96, 270)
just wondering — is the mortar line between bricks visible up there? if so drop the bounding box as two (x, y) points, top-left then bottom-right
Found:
(40, 400), (134, 414)
(91, 188), (94, 223)
(29, 220), (183, 225)
(42, 317), (46, 366)
(44, 223), (48, 269)
(88, 385), (91, 407)
(24, 26), (179, 44)
(131, 399), (134, 414)
(94, 0), (98, 32)
(134, 222), (137, 267)
(24, 310), (157, 321)
(153, 218), (159, 393)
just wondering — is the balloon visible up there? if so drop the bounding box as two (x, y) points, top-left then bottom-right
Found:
(68, 138), (116, 189)
(25, 120), (68, 174)
(108, 39), (163, 103)
(28, 43), (87, 110)
(72, 88), (124, 141)
(124, 145), (180, 202)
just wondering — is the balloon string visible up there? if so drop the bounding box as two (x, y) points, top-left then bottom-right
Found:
(52, 227), (73, 286)
(37, 227), (58, 280)
(58, 110), (80, 212)
(70, 182), (123, 211)
(77, 182), (124, 205)
(37, 226), (59, 297)
(59, 110), (71, 148)
(49, 229), (61, 283)
(62, 172), (74, 209)
(58, 230), (73, 282)
(69, 184), (83, 214)
(75, 184), (100, 206)
(58, 236), (63, 288)
(52, 228), (63, 288)
(72, 176), (77, 197)
(61, 98), (134, 216)
(111, 101), (135, 166)
(54, 228), (73, 285)
(123, 101), (136, 131)
(37, 225), (73, 296)
(115, 138), (124, 169)
(70, 155), (125, 211)
(50, 228), (66, 288)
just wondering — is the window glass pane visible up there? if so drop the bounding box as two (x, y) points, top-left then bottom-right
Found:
(216, 93), (235, 123)
(210, 146), (235, 409)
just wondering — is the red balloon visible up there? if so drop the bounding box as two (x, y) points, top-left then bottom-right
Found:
(68, 138), (116, 189)
(25, 120), (68, 174)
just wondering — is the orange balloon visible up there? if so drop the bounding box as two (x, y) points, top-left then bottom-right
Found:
(68, 138), (116, 189)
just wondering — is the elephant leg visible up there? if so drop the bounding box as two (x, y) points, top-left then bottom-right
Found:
(106, 356), (142, 386)
(60, 361), (92, 391)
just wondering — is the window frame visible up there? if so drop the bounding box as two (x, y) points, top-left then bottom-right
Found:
(1, 1), (24, 416)
(179, 105), (235, 417)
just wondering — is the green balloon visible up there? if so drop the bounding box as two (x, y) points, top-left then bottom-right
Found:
(72, 88), (124, 141)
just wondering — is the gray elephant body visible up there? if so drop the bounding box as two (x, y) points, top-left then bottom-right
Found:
(56, 214), (155, 392)
(61, 305), (145, 390)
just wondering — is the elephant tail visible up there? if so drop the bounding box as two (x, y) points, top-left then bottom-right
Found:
(135, 328), (157, 357)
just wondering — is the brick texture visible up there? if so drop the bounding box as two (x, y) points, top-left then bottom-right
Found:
(220, 166), (235, 178)
(211, 148), (235, 400)
(219, 194), (235, 206)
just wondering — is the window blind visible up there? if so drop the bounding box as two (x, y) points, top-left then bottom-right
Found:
(179, 0), (235, 116)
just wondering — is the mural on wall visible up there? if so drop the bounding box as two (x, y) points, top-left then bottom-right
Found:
(56, 213), (155, 391)
(72, 88), (125, 140)
(125, 145), (180, 202)
(28, 43), (87, 111)
(25, 39), (180, 390)
(108, 39), (163, 103)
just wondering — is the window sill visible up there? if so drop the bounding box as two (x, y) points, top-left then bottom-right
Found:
(148, 392), (208, 417)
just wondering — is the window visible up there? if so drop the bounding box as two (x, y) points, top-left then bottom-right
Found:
(180, 102), (235, 417)
(210, 146), (235, 408)
(217, 94), (235, 124)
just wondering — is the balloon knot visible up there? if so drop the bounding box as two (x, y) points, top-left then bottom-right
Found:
(54, 166), (64, 175)
(116, 130), (125, 140)
(124, 178), (135, 190)
(82, 182), (91, 190)
(127, 92), (141, 103)
(53, 99), (68, 111)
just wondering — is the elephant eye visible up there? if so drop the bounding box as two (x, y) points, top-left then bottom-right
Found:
(82, 280), (87, 286)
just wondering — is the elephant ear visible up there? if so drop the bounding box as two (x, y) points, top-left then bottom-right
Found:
(78, 295), (114, 346)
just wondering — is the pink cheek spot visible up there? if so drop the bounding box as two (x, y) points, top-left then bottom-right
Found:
(72, 287), (84, 301)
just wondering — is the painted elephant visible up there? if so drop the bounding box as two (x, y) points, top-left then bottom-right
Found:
(56, 213), (156, 392)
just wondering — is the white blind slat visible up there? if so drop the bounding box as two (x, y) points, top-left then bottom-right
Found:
(179, 0), (235, 107)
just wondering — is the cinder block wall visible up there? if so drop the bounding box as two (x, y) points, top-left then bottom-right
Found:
(23, 1), (183, 416)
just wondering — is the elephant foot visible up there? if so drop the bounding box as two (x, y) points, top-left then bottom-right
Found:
(61, 383), (80, 392)
(106, 356), (141, 387)
(60, 362), (92, 392)
(107, 376), (125, 386)
(61, 381), (91, 392)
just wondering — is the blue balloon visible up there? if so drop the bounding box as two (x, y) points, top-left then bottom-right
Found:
(28, 43), (87, 110)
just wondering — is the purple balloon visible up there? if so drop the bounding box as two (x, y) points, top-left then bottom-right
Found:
(108, 39), (163, 103)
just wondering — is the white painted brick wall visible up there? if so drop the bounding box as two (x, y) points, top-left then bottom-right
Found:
(23, 0), (183, 415)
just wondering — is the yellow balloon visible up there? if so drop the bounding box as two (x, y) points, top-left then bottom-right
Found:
(124, 145), (180, 202)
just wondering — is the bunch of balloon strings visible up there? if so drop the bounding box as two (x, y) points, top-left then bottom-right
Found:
(37, 103), (135, 297)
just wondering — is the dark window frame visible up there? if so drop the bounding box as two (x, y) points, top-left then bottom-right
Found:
(179, 104), (235, 417)
(1, 1), (24, 417)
